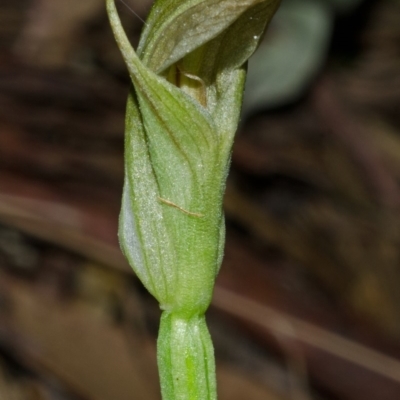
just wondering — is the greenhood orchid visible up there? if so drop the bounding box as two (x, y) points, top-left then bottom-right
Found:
(106, 0), (280, 398)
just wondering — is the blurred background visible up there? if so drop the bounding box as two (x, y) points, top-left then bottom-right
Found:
(0, 0), (400, 399)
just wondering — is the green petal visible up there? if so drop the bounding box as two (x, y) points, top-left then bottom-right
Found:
(140, 0), (281, 153)
(138, 0), (280, 73)
(107, 0), (219, 196)
(119, 91), (175, 304)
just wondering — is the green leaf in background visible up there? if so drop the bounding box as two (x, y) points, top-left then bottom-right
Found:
(243, 0), (332, 114)
(243, 0), (365, 115)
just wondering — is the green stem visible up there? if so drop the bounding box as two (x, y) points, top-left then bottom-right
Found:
(157, 312), (217, 400)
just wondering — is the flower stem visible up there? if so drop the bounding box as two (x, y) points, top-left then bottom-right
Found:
(157, 312), (217, 400)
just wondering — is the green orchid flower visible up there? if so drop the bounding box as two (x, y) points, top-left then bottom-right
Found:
(106, 0), (280, 398)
